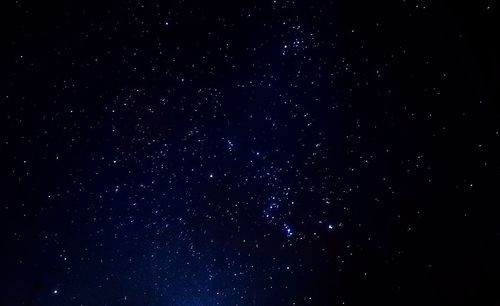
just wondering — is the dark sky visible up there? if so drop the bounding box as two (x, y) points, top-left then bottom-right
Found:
(1, 0), (499, 305)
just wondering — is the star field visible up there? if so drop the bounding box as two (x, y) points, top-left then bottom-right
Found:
(1, 0), (499, 305)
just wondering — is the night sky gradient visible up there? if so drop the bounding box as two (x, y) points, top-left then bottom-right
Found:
(1, 0), (499, 305)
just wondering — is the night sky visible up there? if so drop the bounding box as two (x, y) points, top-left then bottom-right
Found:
(1, 0), (499, 305)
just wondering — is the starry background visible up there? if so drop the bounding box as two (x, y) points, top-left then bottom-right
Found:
(1, 0), (499, 305)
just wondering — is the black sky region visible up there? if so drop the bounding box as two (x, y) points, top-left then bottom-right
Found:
(1, 0), (499, 305)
